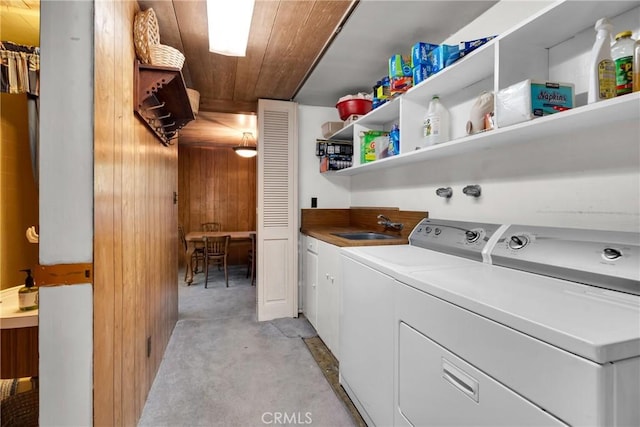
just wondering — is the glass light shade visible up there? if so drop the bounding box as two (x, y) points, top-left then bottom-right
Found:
(233, 132), (257, 158)
(206, 0), (255, 57)
(233, 147), (257, 158)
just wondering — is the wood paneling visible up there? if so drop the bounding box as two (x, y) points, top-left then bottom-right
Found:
(0, 326), (38, 379)
(300, 209), (351, 230)
(94, 1), (178, 425)
(178, 145), (256, 266)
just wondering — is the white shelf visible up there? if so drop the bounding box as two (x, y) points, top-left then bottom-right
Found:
(334, 94), (640, 176)
(322, 0), (639, 177)
(403, 40), (495, 104)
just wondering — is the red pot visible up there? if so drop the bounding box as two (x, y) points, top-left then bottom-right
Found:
(336, 99), (372, 121)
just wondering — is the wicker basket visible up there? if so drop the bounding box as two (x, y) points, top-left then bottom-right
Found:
(186, 88), (200, 116)
(134, 8), (160, 64)
(149, 44), (185, 69)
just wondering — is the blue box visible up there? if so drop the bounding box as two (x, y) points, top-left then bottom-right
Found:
(412, 65), (429, 85)
(426, 44), (460, 76)
(410, 42), (438, 68)
(530, 80), (574, 116)
(459, 36), (496, 57)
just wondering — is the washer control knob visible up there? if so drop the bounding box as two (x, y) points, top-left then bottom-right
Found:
(425, 227), (432, 234)
(465, 230), (479, 243)
(434, 228), (442, 236)
(508, 235), (529, 250)
(603, 247), (622, 260)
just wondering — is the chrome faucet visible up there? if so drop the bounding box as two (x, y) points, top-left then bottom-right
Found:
(377, 214), (404, 231)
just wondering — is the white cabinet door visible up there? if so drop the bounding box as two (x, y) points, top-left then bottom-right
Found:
(317, 240), (341, 358)
(340, 255), (395, 427)
(257, 99), (298, 321)
(303, 236), (318, 328)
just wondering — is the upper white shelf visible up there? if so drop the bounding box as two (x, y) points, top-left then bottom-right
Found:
(334, 93), (640, 176)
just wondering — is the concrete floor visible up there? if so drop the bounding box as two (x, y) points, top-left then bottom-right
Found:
(138, 266), (356, 427)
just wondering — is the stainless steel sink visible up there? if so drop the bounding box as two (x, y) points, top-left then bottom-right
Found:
(332, 232), (398, 240)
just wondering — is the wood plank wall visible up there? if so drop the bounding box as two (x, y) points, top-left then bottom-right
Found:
(0, 327), (38, 378)
(94, 1), (178, 425)
(178, 145), (257, 265)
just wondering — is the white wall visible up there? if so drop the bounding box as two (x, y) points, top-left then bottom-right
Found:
(298, 105), (351, 209)
(39, 1), (93, 425)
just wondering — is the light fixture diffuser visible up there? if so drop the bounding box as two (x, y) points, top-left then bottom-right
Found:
(233, 132), (257, 158)
(206, 0), (255, 57)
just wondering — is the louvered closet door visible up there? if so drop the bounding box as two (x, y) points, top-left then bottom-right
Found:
(257, 99), (298, 321)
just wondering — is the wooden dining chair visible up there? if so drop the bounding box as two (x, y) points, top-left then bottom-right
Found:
(246, 232), (256, 286)
(204, 235), (230, 288)
(201, 222), (221, 232)
(179, 225), (205, 278)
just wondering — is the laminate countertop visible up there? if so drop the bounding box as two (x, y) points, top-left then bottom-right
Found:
(300, 226), (407, 247)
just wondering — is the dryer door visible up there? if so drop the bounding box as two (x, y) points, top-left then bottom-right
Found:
(397, 322), (567, 426)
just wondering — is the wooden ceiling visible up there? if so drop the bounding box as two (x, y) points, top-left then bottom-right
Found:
(138, 0), (356, 146)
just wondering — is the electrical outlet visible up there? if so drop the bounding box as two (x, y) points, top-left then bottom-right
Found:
(311, 197), (317, 208)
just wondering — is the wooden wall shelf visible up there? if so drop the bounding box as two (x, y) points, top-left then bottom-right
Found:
(134, 62), (195, 145)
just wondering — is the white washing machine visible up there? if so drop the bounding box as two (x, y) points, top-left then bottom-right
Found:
(394, 224), (640, 426)
(340, 219), (505, 427)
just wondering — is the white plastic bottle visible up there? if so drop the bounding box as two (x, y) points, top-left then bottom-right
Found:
(588, 18), (616, 104)
(422, 95), (450, 146)
(612, 30), (635, 96)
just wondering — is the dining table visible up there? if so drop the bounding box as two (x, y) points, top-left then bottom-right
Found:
(184, 230), (255, 284)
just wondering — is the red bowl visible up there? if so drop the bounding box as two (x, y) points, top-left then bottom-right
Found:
(336, 99), (372, 121)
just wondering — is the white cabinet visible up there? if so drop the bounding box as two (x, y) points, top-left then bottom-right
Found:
(316, 240), (341, 359)
(340, 255), (395, 427)
(302, 235), (318, 329)
(324, 1), (640, 176)
(301, 237), (341, 359)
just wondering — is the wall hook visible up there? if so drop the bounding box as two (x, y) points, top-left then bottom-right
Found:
(462, 185), (482, 197)
(436, 187), (453, 198)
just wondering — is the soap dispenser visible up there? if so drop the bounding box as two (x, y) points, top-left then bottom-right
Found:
(18, 269), (38, 311)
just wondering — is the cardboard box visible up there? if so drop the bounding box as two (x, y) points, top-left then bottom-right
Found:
(411, 42), (438, 68)
(459, 36), (496, 58)
(389, 54), (412, 78)
(412, 65), (429, 86)
(496, 79), (575, 127)
(426, 44), (460, 76)
(321, 121), (343, 138)
(390, 76), (413, 94)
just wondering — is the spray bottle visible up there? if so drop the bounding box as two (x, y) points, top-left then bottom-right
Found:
(588, 18), (616, 104)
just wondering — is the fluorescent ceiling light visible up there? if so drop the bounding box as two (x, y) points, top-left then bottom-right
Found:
(206, 0), (255, 57)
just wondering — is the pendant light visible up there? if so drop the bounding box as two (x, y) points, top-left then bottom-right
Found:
(233, 132), (257, 158)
